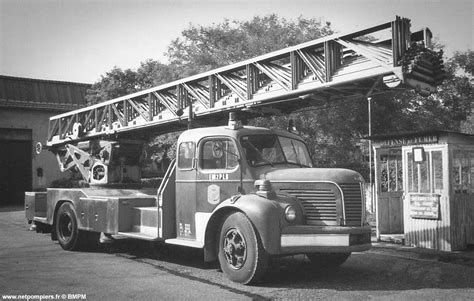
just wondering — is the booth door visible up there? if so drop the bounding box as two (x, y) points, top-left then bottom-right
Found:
(378, 149), (404, 234)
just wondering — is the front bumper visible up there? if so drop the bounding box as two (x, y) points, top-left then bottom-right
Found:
(279, 225), (372, 254)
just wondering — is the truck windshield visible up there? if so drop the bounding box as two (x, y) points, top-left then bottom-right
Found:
(240, 135), (313, 167)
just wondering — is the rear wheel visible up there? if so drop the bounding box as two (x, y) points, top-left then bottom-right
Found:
(306, 252), (351, 268)
(218, 212), (269, 284)
(55, 202), (94, 251)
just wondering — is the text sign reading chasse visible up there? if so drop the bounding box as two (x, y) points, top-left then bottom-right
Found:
(381, 135), (438, 147)
(409, 194), (440, 219)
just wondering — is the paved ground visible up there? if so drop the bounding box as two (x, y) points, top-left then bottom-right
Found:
(1, 206), (473, 300)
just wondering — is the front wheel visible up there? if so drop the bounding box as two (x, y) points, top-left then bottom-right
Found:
(55, 202), (96, 251)
(306, 252), (351, 268)
(217, 212), (269, 284)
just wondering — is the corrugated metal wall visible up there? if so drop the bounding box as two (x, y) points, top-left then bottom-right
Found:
(404, 194), (453, 251)
(451, 194), (471, 250)
(0, 75), (89, 106)
(403, 146), (453, 251)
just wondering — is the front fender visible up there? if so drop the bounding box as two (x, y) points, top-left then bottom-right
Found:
(204, 194), (284, 262)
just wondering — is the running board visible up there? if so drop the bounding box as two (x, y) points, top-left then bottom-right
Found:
(33, 217), (48, 224)
(165, 238), (204, 248)
(117, 230), (160, 241)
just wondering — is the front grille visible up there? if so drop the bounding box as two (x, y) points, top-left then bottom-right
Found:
(340, 183), (363, 225)
(280, 188), (337, 225)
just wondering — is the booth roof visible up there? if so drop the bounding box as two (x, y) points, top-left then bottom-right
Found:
(366, 130), (474, 141)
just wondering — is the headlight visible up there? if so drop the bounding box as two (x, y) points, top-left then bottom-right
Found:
(284, 205), (297, 222)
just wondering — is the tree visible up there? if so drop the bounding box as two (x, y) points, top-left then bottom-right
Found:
(452, 50), (474, 76)
(453, 50), (474, 134)
(136, 59), (179, 89)
(85, 60), (178, 105)
(85, 67), (139, 105)
(166, 14), (333, 76)
(368, 49), (473, 135)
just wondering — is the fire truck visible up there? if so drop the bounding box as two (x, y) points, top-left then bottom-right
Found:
(25, 17), (444, 284)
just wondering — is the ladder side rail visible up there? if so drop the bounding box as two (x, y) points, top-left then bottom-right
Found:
(48, 18), (400, 122)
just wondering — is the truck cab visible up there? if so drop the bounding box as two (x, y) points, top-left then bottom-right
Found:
(171, 117), (371, 283)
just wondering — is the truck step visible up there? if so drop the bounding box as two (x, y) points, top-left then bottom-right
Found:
(132, 207), (158, 228)
(118, 206), (160, 240)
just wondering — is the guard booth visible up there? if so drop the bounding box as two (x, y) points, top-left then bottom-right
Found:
(371, 131), (474, 251)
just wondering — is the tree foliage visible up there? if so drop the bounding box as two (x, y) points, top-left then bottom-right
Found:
(454, 50), (474, 134)
(85, 67), (138, 105)
(166, 14), (333, 76)
(86, 60), (177, 105)
(452, 50), (474, 76)
(369, 50), (473, 134)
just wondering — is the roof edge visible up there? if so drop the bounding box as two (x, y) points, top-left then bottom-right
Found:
(366, 129), (474, 140)
(0, 74), (91, 87)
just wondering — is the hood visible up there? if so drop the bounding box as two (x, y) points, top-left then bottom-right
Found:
(261, 167), (364, 184)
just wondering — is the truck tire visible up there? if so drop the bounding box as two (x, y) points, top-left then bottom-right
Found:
(55, 202), (90, 251)
(217, 212), (269, 284)
(306, 252), (351, 268)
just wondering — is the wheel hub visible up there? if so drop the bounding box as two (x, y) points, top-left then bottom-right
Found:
(223, 228), (247, 269)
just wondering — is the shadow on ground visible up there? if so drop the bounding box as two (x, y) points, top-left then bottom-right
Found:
(85, 237), (474, 291)
(98, 239), (216, 269)
(0, 205), (24, 212)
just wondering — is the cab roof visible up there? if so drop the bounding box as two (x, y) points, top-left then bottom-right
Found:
(178, 125), (303, 143)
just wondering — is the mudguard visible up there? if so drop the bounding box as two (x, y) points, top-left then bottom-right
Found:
(204, 193), (297, 261)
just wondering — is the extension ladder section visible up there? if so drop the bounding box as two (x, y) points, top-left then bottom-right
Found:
(46, 16), (444, 148)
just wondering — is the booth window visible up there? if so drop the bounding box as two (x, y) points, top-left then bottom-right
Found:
(380, 149), (402, 192)
(201, 139), (238, 170)
(407, 150), (443, 193)
(178, 142), (195, 169)
(453, 150), (473, 194)
(432, 151), (443, 191)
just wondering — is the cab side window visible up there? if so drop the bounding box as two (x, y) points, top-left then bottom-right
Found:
(178, 142), (195, 169)
(201, 139), (238, 170)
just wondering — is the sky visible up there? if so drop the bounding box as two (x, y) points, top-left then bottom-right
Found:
(0, 0), (472, 84)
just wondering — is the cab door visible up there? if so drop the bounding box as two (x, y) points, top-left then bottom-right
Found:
(196, 137), (241, 213)
(175, 141), (197, 240)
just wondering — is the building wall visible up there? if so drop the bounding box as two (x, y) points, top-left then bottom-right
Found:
(0, 75), (90, 204)
(0, 108), (64, 192)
